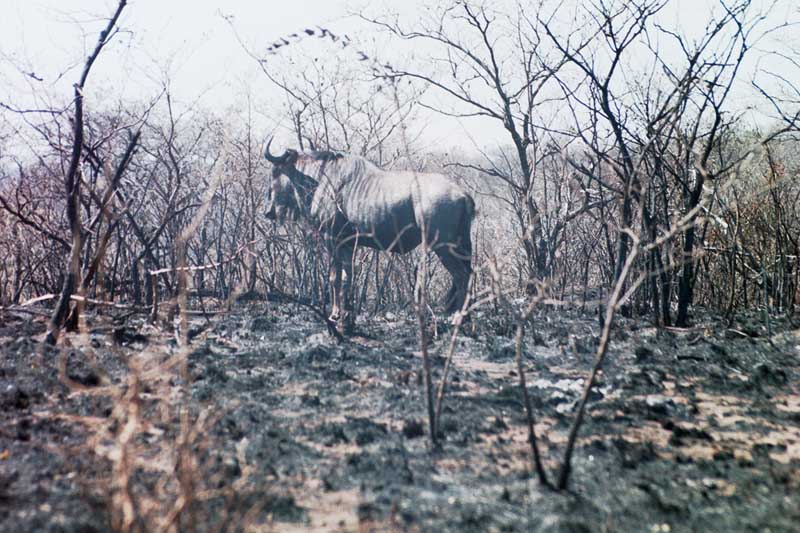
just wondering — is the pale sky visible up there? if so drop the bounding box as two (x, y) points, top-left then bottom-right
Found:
(1, 0), (798, 152)
(0, 1), (362, 107)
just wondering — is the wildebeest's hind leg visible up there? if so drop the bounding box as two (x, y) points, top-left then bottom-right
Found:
(435, 245), (471, 316)
(436, 199), (474, 318)
(436, 197), (475, 315)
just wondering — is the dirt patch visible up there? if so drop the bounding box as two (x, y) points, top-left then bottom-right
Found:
(1, 306), (799, 531)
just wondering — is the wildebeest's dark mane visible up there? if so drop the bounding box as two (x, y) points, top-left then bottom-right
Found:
(300, 150), (345, 162)
(294, 149), (379, 185)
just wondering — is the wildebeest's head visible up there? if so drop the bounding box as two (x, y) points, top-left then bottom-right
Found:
(264, 138), (301, 220)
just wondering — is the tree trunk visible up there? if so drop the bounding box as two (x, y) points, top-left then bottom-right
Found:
(675, 226), (696, 327)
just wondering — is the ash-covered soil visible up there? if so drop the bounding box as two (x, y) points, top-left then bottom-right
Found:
(1, 304), (799, 532)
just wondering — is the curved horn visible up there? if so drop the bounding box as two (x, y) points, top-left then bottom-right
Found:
(264, 137), (281, 163)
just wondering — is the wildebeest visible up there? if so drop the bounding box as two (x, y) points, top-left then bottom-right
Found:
(264, 139), (474, 332)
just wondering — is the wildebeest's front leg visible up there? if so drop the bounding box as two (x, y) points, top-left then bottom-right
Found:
(328, 252), (343, 324)
(337, 244), (355, 334)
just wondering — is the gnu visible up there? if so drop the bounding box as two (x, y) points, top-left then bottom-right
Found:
(264, 139), (475, 333)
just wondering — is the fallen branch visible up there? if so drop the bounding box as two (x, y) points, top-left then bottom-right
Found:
(148, 241), (254, 276)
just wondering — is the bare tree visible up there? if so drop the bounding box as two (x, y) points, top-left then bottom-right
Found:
(365, 1), (605, 289)
(39, 0), (132, 343)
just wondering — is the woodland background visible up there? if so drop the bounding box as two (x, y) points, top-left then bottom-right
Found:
(1, 0), (799, 334)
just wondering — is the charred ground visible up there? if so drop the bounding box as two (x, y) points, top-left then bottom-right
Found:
(1, 304), (799, 532)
